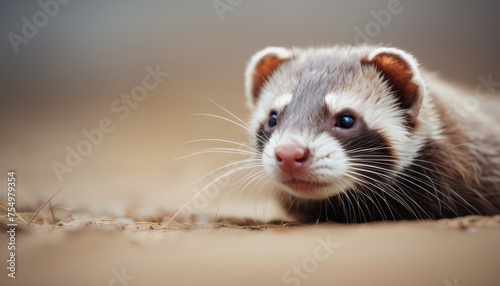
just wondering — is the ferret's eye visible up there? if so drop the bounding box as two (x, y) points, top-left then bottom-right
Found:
(337, 115), (355, 129)
(268, 112), (278, 128)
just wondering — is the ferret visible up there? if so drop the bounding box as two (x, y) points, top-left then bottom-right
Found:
(243, 45), (500, 223)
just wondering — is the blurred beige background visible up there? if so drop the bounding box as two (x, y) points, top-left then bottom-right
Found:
(1, 1), (499, 219)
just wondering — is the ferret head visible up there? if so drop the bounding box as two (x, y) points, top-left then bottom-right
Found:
(244, 45), (429, 200)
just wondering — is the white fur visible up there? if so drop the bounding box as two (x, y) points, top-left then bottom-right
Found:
(274, 93), (293, 111)
(262, 130), (355, 199)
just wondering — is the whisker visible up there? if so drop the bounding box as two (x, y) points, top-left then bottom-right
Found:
(206, 98), (251, 128)
(191, 113), (265, 143)
(345, 168), (432, 219)
(348, 158), (481, 215)
(183, 138), (259, 152)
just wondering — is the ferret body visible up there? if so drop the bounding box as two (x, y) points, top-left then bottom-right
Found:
(244, 45), (500, 223)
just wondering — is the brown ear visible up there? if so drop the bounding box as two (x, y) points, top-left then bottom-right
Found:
(362, 47), (425, 127)
(245, 47), (293, 107)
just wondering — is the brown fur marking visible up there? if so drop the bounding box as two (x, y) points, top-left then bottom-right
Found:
(252, 55), (287, 103)
(362, 53), (422, 128)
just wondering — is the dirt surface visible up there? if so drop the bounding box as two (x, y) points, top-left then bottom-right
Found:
(1, 213), (500, 286)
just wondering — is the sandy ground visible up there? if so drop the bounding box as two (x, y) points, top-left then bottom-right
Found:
(1, 214), (500, 286)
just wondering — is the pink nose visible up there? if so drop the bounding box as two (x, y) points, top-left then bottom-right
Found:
(275, 144), (309, 172)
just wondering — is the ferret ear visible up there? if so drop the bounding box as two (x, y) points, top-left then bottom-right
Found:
(362, 47), (426, 127)
(245, 47), (293, 108)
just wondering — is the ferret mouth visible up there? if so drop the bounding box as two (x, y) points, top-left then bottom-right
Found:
(281, 179), (329, 193)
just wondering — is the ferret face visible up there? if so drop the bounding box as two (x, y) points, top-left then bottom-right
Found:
(245, 46), (428, 200)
